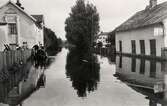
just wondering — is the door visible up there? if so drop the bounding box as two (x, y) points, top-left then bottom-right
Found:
(119, 41), (122, 52)
(140, 40), (145, 55)
(150, 39), (156, 56)
(131, 40), (136, 54)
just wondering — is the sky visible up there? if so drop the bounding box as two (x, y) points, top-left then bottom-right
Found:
(0, 0), (167, 39)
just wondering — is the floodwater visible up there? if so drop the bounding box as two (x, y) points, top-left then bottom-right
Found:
(1, 48), (167, 106)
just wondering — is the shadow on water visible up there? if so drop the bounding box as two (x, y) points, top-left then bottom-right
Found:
(66, 49), (100, 97)
(114, 55), (167, 106)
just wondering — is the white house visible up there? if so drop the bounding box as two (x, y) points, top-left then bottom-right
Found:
(115, 0), (167, 58)
(0, 0), (44, 51)
(96, 32), (110, 48)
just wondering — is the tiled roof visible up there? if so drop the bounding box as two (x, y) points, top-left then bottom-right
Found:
(116, 1), (167, 32)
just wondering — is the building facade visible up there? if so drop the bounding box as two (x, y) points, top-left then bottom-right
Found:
(115, 0), (167, 58)
(96, 32), (110, 48)
(0, 1), (44, 51)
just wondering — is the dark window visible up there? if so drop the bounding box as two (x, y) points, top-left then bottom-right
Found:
(131, 58), (136, 72)
(119, 41), (122, 52)
(8, 23), (17, 35)
(140, 40), (145, 54)
(131, 40), (136, 54)
(150, 39), (156, 56)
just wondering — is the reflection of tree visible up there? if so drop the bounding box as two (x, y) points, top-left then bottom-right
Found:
(66, 49), (100, 97)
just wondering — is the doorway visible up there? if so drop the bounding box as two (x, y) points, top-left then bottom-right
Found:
(150, 39), (156, 56)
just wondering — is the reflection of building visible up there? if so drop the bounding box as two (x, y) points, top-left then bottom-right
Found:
(115, 55), (167, 105)
(0, 0), (44, 51)
(96, 32), (110, 48)
(115, 56), (164, 91)
(115, 0), (167, 58)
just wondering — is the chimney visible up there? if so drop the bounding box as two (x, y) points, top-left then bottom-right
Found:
(149, 0), (157, 8)
(16, 0), (21, 7)
(16, 0), (24, 10)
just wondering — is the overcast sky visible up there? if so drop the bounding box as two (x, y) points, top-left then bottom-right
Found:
(0, 0), (167, 39)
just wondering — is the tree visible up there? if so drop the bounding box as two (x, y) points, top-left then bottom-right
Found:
(65, 0), (100, 51)
(44, 27), (62, 55)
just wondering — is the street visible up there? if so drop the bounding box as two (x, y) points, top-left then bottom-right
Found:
(20, 49), (156, 106)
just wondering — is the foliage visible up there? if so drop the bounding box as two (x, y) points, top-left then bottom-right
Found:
(44, 27), (62, 55)
(65, 0), (100, 51)
(97, 41), (102, 48)
(106, 32), (115, 46)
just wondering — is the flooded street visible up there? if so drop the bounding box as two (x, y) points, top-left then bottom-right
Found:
(11, 48), (164, 106)
(0, 0), (167, 106)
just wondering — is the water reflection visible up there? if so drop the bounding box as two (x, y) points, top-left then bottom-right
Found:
(0, 62), (46, 106)
(66, 49), (100, 97)
(114, 55), (167, 106)
(107, 54), (116, 64)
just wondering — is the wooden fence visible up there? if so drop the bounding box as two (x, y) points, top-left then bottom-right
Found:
(0, 49), (31, 71)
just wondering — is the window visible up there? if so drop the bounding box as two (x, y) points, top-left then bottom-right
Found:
(8, 23), (17, 34)
(154, 27), (163, 36)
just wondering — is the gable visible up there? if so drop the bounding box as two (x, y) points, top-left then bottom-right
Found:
(0, 1), (36, 23)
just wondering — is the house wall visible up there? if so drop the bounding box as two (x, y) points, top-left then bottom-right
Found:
(19, 15), (39, 48)
(115, 25), (165, 57)
(0, 25), (8, 51)
(0, 3), (44, 49)
(36, 26), (44, 45)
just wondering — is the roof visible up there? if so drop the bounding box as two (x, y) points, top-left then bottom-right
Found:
(0, 22), (7, 25)
(116, 1), (167, 32)
(99, 32), (110, 36)
(31, 15), (44, 28)
(31, 15), (44, 23)
(0, 1), (37, 22)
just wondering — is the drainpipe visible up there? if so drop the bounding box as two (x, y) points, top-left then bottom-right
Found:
(163, 19), (167, 48)
(162, 20), (167, 60)
(162, 19), (167, 101)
